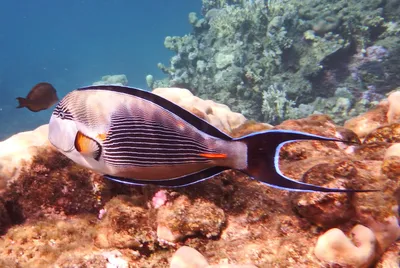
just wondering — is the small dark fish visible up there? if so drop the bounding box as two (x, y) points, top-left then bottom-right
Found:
(16, 82), (59, 112)
(48, 85), (378, 193)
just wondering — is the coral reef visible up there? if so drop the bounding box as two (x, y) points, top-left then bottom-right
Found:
(153, 87), (247, 133)
(92, 74), (128, 86)
(156, 195), (225, 243)
(0, 89), (399, 267)
(150, 0), (400, 125)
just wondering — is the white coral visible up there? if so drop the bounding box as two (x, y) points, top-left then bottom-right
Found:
(314, 225), (377, 267)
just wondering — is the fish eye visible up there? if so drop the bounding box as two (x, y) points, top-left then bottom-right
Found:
(58, 111), (65, 119)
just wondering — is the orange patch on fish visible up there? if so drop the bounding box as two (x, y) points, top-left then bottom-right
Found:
(199, 153), (227, 159)
(74, 131), (102, 160)
(96, 133), (107, 141)
(75, 131), (93, 153)
(176, 122), (185, 129)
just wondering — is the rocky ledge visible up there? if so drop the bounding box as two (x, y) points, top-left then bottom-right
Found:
(0, 88), (398, 267)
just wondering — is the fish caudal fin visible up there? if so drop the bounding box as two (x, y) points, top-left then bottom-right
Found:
(16, 97), (29, 108)
(236, 130), (378, 193)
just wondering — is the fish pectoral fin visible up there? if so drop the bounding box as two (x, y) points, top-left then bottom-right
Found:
(103, 166), (229, 187)
(74, 131), (102, 161)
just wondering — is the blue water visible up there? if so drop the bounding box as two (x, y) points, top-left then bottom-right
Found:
(0, 0), (200, 140)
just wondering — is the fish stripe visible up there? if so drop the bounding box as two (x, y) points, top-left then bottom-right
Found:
(105, 130), (211, 150)
(104, 130), (214, 152)
(104, 159), (210, 166)
(102, 109), (218, 167)
(106, 116), (213, 149)
(104, 117), (214, 148)
(105, 137), (212, 151)
(76, 85), (232, 140)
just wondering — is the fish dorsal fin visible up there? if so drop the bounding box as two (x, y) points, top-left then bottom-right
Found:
(104, 166), (229, 187)
(74, 131), (102, 161)
(76, 85), (232, 141)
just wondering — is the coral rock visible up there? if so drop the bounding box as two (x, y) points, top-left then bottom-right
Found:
(314, 225), (376, 267)
(344, 101), (389, 138)
(3, 147), (107, 220)
(170, 246), (209, 268)
(157, 195), (225, 243)
(0, 124), (50, 189)
(0, 200), (11, 234)
(375, 241), (400, 268)
(362, 216), (400, 255)
(387, 90), (400, 124)
(153, 87), (246, 133)
(0, 217), (97, 267)
(170, 246), (257, 268)
(384, 143), (400, 159)
(291, 163), (355, 227)
(382, 143), (400, 181)
(363, 123), (400, 144)
(95, 195), (156, 250)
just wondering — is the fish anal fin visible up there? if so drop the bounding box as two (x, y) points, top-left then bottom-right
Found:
(74, 131), (102, 161)
(104, 166), (229, 187)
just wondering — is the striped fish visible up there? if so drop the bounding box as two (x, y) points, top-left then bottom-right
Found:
(48, 85), (376, 193)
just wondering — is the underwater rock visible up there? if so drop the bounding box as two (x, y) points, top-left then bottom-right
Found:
(153, 87), (246, 133)
(0, 199), (11, 234)
(95, 195), (156, 250)
(0, 124), (49, 189)
(0, 217), (97, 267)
(387, 90), (400, 124)
(291, 162), (356, 228)
(360, 215), (400, 257)
(343, 90), (400, 138)
(277, 114), (339, 138)
(384, 143), (400, 159)
(344, 99), (389, 138)
(375, 241), (400, 268)
(3, 147), (108, 221)
(54, 249), (131, 268)
(0, 124), (109, 222)
(170, 246), (257, 268)
(1, 85), (400, 266)
(229, 120), (273, 138)
(314, 225), (377, 267)
(170, 246), (209, 268)
(156, 195), (225, 243)
(363, 123), (400, 144)
(382, 145), (400, 181)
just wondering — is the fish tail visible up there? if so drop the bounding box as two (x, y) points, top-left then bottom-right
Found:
(16, 97), (29, 108)
(235, 130), (377, 193)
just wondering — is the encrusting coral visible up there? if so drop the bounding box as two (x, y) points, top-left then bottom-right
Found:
(0, 88), (399, 267)
(151, 0), (400, 125)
